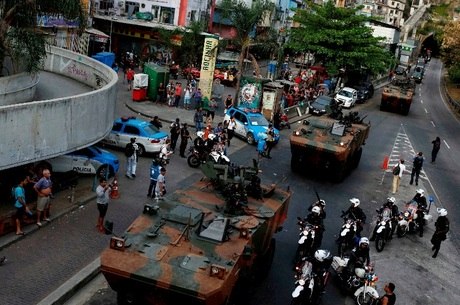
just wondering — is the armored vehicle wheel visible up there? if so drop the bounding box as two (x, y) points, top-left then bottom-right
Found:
(352, 148), (363, 169)
(401, 105), (410, 116)
(255, 238), (276, 280)
(379, 104), (386, 111)
(291, 156), (301, 172)
(247, 132), (255, 145)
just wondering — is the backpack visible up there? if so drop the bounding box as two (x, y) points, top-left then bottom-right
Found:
(125, 143), (135, 157)
(392, 164), (400, 175)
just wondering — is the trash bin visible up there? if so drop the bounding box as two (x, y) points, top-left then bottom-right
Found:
(132, 73), (148, 101)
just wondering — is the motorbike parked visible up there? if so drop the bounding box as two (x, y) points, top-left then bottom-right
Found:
(397, 199), (433, 237)
(291, 259), (316, 305)
(187, 146), (230, 168)
(373, 208), (393, 252)
(354, 265), (380, 305)
(336, 218), (359, 257)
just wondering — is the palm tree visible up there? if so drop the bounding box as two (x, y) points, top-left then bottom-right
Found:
(0, 0), (86, 76)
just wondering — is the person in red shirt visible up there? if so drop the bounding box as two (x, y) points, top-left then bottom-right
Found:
(126, 68), (135, 91)
(174, 83), (182, 107)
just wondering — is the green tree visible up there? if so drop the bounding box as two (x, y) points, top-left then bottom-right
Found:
(218, 0), (275, 102)
(289, 1), (392, 76)
(0, 0), (86, 76)
(177, 21), (206, 68)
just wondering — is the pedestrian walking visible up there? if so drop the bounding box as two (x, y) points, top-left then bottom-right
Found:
(170, 118), (181, 152)
(174, 82), (182, 107)
(265, 123), (276, 159)
(154, 167), (167, 200)
(96, 178), (111, 233)
(14, 175), (30, 235)
(431, 136), (441, 163)
(227, 116), (236, 146)
(167, 81), (175, 107)
(34, 168), (53, 227)
(194, 107), (204, 131)
(224, 94), (233, 114)
(125, 137), (139, 179)
(147, 159), (162, 198)
(183, 84), (193, 110)
(156, 83), (166, 104)
(410, 152), (424, 186)
(431, 208), (449, 258)
(179, 123), (191, 158)
(391, 159), (405, 194)
(379, 283), (396, 305)
(207, 97), (217, 123)
(126, 67), (135, 91)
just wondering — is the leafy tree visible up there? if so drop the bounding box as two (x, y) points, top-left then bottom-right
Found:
(0, 0), (86, 76)
(177, 21), (206, 68)
(448, 64), (460, 84)
(441, 20), (460, 67)
(218, 0), (275, 102)
(288, 1), (393, 76)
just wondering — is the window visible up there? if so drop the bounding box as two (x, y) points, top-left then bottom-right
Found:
(151, 5), (159, 20)
(112, 123), (123, 132)
(190, 10), (197, 22)
(123, 125), (140, 136)
(160, 7), (175, 24)
(234, 111), (246, 123)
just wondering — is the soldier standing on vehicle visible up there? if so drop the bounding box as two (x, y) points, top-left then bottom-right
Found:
(179, 123), (191, 158)
(410, 152), (424, 186)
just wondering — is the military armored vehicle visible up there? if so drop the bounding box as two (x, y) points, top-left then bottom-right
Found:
(290, 111), (370, 181)
(101, 161), (291, 305)
(380, 77), (415, 115)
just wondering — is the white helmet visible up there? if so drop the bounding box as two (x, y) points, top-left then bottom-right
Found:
(314, 249), (331, 262)
(359, 237), (369, 247)
(196, 131), (204, 138)
(387, 197), (395, 204)
(416, 189), (425, 196)
(318, 199), (326, 207)
(208, 133), (216, 141)
(437, 208), (447, 216)
(312, 206), (321, 215)
(349, 198), (360, 207)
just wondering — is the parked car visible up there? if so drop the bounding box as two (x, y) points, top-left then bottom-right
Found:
(307, 96), (338, 116)
(414, 65), (425, 78)
(335, 87), (358, 108)
(102, 117), (169, 156)
(224, 107), (280, 145)
(47, 146), (119, 178)
(411, 69), (423, 83)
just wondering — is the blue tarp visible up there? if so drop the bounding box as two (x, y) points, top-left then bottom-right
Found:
(92, 52), (115, 68)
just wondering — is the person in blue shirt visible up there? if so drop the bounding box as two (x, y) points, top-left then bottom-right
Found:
(147, 159), (162, 198)
(14, 175), (30, 235)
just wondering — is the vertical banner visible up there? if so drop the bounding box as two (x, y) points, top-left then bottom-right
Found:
(239, 76), (262, 110)
(200, 35), (219, 102)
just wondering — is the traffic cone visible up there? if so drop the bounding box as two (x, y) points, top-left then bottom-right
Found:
(381, 156), (389, 170)
(110, 177), (120, 199)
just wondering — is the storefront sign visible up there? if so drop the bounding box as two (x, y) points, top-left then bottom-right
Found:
(199, 35), (219, 101)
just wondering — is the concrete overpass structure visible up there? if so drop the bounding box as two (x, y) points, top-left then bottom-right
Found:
(400, 4), (429, 42)
(0, 46), (118, 171)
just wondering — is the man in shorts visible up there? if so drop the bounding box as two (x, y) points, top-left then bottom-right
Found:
(34, 169), (53, 227)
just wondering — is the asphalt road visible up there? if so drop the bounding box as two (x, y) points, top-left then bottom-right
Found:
(65, 58), (460, 305)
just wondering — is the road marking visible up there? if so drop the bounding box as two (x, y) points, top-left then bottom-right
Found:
(424, 108), (428, 114)
(443, 139), (451, 149)
(431, 121), (436, 127)
(420, 99), (423, 104)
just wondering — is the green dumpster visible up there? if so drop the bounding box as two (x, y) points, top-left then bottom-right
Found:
(143, 63), (169, 101)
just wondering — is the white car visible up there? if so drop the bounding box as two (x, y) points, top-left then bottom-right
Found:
(335, 87), (358, 108)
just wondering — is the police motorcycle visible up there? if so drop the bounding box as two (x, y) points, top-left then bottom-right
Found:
(336, 217), (359, 257)
(332, 238), (379, 305)
(294, 217), (319, 264)
(397, 191), (433, 238)
(372, 208), (393, 252)
(291, 250), (332, 305)
(188, 133), (229, 168)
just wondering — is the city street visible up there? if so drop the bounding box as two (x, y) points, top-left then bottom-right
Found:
(0, 58), (459, 305)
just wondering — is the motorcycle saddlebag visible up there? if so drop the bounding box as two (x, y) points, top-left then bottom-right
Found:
(332, 256), (348, 272)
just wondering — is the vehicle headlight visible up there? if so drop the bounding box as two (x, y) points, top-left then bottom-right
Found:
(110, 237), (125, 251)
(210, 264), (226, 279)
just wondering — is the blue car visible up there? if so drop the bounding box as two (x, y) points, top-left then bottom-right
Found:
(47, 145), (119, 178)
(224, 107), (280, 145)
(102, 117), (169, 155)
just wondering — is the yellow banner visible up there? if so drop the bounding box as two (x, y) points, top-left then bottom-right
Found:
(199, 36), (219, 101)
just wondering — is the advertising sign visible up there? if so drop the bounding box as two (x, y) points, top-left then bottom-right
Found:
(199, 35), (219, 101)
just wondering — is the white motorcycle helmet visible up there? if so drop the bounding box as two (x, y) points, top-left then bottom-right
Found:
(318, 199), (326, 207)
(359, 237), (369, 247)
(437, 208), (447, 216)
(196, 131), (204, 139)
(387, 197), (396, 204)
(208, 133), (216, 141)
(314, 249), (331, 262)
(349, 198), (360, 207)
(312, 206), (321, 215)
(416, 189), (425, 196)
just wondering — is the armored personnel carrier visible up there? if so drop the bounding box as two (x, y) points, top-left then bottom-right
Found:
(380, 77), (415, 115)
(290, 112), (370, 181)
(101, 161), (291, 305)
